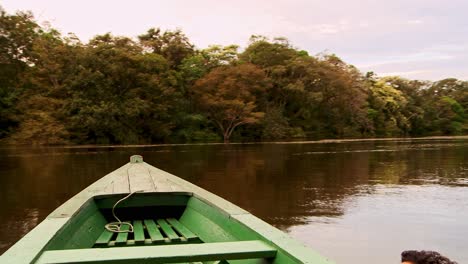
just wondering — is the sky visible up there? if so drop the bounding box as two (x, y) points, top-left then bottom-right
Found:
(2, 0), (468, 81)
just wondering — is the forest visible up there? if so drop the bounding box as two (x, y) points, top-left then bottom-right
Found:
(0, 9), (467, 144)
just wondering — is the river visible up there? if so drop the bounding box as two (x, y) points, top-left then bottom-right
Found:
(0, 138), (467, 263)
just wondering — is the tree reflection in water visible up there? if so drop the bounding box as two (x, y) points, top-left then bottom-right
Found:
(0, 139), (467, 263)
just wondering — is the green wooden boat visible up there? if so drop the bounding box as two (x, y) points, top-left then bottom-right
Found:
(1, 155), (332, 264)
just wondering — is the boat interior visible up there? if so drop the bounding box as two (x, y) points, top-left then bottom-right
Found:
(40, 192), (279, 263)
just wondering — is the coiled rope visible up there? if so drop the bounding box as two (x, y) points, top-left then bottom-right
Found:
(104, 190), (142, 233)
(104, 164), (146, 233)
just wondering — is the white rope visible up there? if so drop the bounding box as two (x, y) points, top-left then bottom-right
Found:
(104, 190), (142, 233)
(104, 163), (150, 233)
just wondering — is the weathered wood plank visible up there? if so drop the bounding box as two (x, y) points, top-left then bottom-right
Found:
(150, 176), (177, 192)
(94, 229), (114, 247)
(143, 220), (164, 242)
(128, 164), (156, 193)
(111, 166), (131, 194)
(102, 182), (114, 194)
(147, 167), (187, 192)
(36, 240), (277, 264)
(86, 163), (133, 195)
(157, 219), (180, 241)
(166, 218), (197, 241)
(133, 220), (145, 244)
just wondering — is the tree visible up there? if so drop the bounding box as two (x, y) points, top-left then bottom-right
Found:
(378, 76), (428, 135)
(179, 45), (239, 87)
(240, 36), (298, 68)
(192, 64), (270, 142)
(64, 34), (181, 144)
(311, 54), (369, 137)
(9, 29), (75, 144)
(263, 53), (370, 138)
(139, 28), (194, 68)
(414, 78), (468, 135)
(367, 78), (410, 136)
(0, 9), (40, 137)
(172, 45), (241, 142)
(1, 7), (467, 144)
(429, 78), (468, 109)
(261, 106), (294, 139)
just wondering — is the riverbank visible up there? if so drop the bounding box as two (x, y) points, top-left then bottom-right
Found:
(1, 135), (467, 149)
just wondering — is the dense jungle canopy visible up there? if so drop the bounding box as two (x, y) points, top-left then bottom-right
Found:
(0, 9), (467, 144)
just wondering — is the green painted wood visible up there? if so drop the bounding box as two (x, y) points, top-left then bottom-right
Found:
(133, 221), (145, 244)
(1, 159), (332, 264)
(233, 214), (332, 264)
(36, 240), (277, 264)
(115, 224), (130, 245)
(166, 218), (198, 241)
(94, 229), (113, 247)
(45, 201), (107, 250)
(95, 194), (189, 209)
(143, 220), (164, 242)
(179, 201), (240, 243)
(157, 219), (180, 241)
(0, 218), (69, 264)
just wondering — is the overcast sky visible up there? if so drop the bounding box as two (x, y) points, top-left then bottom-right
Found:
(2, 0), (468, 80)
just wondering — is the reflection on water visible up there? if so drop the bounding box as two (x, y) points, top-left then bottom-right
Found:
(290, 185), (468, 264)
(0, 139), (467, 263)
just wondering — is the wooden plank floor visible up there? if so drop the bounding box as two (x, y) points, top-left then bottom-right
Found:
(94, 218), (200, 247)
(144, 220), (164, 243)
(133, 220), (145, 244)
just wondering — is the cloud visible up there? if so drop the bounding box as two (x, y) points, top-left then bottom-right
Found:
(358, 51), (454, 69)
(406, 19), (423, 25)
(314, 24), (341, 34)
(379, 70), (432, 77)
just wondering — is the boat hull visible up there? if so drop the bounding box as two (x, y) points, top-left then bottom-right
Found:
(1, 155), (332, 264)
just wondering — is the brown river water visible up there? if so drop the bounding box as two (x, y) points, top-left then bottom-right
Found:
(0, 138), (467, 263)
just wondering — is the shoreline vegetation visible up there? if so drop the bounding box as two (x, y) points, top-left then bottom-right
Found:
(1, 135), (467, 149)
(0, 9), (467, 145)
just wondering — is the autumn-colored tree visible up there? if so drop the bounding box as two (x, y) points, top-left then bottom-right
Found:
(179, 45), (239, 88)
(192, 64), (270, 142)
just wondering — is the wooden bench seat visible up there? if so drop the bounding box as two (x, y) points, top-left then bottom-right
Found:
(94, 218), (200, 247)
(37, 240), (277, 264)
